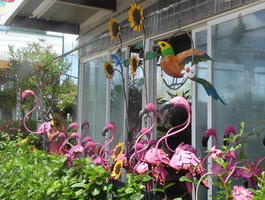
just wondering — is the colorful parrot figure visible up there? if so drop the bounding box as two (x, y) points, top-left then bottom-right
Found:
(157, 41), (225, 104)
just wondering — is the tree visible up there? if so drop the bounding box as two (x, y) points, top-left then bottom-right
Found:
(7, 39), (75, 122)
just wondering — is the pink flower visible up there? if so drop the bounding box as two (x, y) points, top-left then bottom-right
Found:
(232, 186), (253, 200)
(210, 146), (222, 160)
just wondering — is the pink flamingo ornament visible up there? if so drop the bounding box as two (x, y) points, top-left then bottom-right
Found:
(94, 122), (116, 169)
(154, 96), (208, 191)
(22, 90), (51, 135)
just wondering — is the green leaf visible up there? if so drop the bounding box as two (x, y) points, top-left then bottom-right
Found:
(75, 189), (85, 196)
(145, 51), (158, 60)
(152, 188), (164, 192)
(165, 182), (176, 189)
(125, 188), (135, 194)
(134, 41), (143, 49)
(71, 183), (88, 189)
(123, 59), (130, 67)
(92, 188), (100, 196)
(179, 176), (194, 183)
(214, 157), (227, 169)
(95, 179), (103, 185)
(114, 84), (123, 93)
(107, 184), (113, 191)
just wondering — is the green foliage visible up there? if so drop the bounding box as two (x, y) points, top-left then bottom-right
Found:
(253, 172), (265, 200)
(0, 136), (152, 200)
(114, 174), (150, 200)
(134, 41), (144, 50)
(7, 39), (76, 119)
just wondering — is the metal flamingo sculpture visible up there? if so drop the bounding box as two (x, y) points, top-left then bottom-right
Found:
(154, 96), (208, 192)
(22, 90), (51, 135)
(94, 122), (116, 169)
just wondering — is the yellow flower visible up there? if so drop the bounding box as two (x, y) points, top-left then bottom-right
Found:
(130, 56), (139, 76)
(104, 61), (115, 79)
(21, 137), (28, 143)
(111, 159), (123, 179)
(111, 142), (124, 160)
(128, 3), (144, 32)
(108, 18), (121, 41)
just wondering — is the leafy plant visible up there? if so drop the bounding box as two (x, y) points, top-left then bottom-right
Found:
(113, 173), (150, 200)
(253, 172), (265, 200)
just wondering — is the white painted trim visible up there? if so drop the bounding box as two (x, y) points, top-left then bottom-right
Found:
(77, 59), (84, 135)
(32, 0), (56, 18)
(106, 52), (111, 123)
(191, 26), (207, 200)
(207, 22), (213, 200)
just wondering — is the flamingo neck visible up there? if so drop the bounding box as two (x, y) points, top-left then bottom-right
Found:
(164, 118), (189, 153)
(155, 113), (190, 154)
(23, 95), (40, 135)
(100, 131), (115, 160)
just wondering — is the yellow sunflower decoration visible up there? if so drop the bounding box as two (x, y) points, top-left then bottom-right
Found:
(130, 56), (140, 76)
(108, 18), (121, 41)
(111, 159), (123, 179)
(104, 61), (115, 79)
(128, 3), (144, 32)
(111, 142), (124, 160)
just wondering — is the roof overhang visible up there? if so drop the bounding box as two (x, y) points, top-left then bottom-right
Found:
(1, 0), (116, 34)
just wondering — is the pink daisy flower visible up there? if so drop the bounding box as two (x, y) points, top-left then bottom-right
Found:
(232, 185), (253, 200)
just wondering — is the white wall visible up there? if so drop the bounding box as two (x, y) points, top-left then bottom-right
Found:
(0, 27), (63, 60)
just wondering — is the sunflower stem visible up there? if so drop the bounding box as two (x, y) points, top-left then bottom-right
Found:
(118, 34), (129, 136)
(142, 26), (148, 105)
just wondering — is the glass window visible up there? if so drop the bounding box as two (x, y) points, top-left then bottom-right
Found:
(109, 51), (127, 148)
(81, 55), (107, 143)
(212, 10), (265, 160)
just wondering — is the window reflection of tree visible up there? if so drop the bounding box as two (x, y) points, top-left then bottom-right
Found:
(127, 49), (143, 146)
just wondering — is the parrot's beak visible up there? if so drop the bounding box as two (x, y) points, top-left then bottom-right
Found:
(160, 102), (174, 113)
(152, 43), (161, 54)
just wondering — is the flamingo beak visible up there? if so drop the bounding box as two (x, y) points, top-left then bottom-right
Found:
(101, 128), (108, 136)
(160, 102), (174, 113)
(139, 108), (148, 119)
(202, 136), (209, 148)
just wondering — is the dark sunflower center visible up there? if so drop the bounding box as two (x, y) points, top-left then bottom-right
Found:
(114, 146), (122, 156)
(112, 22), (119, 36)
(133, 9), (141, 25)
(115, 163), (122, 174)
(132, 59), (138, 72)
(106, 64), (114, 75)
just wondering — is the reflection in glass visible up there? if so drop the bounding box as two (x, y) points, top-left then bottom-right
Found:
(212, 11), (265, 160)
(81, 56), (107, 143)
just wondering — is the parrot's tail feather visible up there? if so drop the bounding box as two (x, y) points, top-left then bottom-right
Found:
(195, 77), (225, 105)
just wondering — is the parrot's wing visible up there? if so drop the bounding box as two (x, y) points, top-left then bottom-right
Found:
(179, 49), (212, 66)
(194, 77), (225, 105)
(111, 53), (122, 67)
